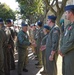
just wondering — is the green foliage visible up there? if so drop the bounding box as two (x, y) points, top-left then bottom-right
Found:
(16, 0), (68, 25)
(0, 3), (15, 21)
(16, 0), (44, 20)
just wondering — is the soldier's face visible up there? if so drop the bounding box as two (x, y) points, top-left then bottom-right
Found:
(23, 26), (28, 32)
(7, 22), (12, 27)
(47, 19), (51, 26)
(43, 28), (47, 34)
(65, 11), (72, 20)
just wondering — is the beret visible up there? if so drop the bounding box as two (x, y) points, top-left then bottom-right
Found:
(60, 19), (64, 24)
(37, 21), (43, 26)
(65, 5), (74, 11)
(6, 19), (11, 23)
(21, 22), (27, 27)
(44, 25), (51, 30)
(48, 15), (57, 21)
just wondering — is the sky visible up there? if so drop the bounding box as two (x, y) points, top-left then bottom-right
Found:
(0, 0), (62, 11)
(0, 0), (19, 11)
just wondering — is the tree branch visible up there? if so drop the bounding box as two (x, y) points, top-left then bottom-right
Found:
(60, 0), (68, 12)
(45, 0), (57, 15)
(55, 0), (60, 10)
(51, 0), (55, 6)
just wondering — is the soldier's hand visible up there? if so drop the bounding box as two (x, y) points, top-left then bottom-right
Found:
(31, 42), (37, 47)
(49, 55), (54, 61)
(8, 44), (12, 49)
(51, 51), (55, 56)
(40, 45), (46, 51)
(58, 50), (64, 57)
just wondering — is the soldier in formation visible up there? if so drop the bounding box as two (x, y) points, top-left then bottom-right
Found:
(46, 15), (60, 75)
(59, 5), (74, 75)
(35, 21), (44, 68)
(40, 25), (51, 74)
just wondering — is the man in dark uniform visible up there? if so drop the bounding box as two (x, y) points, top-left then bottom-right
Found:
(40, 25), (51, 74)
(59, 5), (74, 75)
(35, 21), (44, 68)
(17, 22), (34, 75)
(6, 19), (15, 70)
(0, 18), (6, 75)
(4, 19), (15, 75)
(30, 24), (38, 56)
(46, 15), (60, 75)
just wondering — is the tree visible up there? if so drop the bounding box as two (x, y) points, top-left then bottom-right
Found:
(16, 0), (44, 23)
(44, 0), (68, 26)
(0, 3), (15, 21)
(16, 0), (68, 26)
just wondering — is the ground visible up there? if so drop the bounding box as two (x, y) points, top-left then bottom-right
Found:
(10, 48), (62, 75)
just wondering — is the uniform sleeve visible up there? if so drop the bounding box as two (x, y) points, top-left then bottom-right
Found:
(61, 28), (74, 55)
(51, 29), (60, 51)
(40, 30), (44, 39)
(60, 33), (64, 47)
(18, 33), (31, 46)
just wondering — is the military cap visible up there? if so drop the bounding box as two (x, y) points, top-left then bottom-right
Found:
(48, 15), (57, 21)
(60, 19), (64, 24)
(37, 21), (43, 26)
(0, 18), (3, 24)
(6, 19), (11, 23)
(44, 25), (51, 30)
(65, 5), (74, 11)
(21, 22), (27, 27)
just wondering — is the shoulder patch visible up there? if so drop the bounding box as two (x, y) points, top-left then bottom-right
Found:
(53, 30), (58, 33)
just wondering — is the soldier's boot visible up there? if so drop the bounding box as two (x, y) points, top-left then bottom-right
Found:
(23, 68), (28, 72)
(40, 70), (47, 74)
(36, 65), (42, 68)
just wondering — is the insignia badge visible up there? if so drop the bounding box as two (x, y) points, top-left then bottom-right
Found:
(53, 30), (58, 33)
(68, 26), (72, 30)
(25, 35), (27, 38)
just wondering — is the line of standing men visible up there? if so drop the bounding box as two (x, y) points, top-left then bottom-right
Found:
(34, 4), (74, 75)
(0, 18), (15, 75)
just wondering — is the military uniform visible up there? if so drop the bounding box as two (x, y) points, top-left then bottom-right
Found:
(4, 19), (15, 75)
(9, 27), (15, 70)
(41, 34), (48, 71)
(0, 18), (8, 75)
(40, 25), (51, 73)
(60, 5), (74, 75)
(36, 27), (44, 65)
(4, 27), (12, 75)
(17, 29), (31, 74)
(60, 22), (74, 75)
(46, 25), (60, 75)
(0, 29), (6, 75)
(33, 28), (38, 55)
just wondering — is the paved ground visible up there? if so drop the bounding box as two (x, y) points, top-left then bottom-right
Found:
(10, 48), (62, 75)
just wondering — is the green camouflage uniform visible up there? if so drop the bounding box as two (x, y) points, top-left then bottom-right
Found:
(46, 25), (60, 75)
(17, 30), (31, 74)
(36, 27), (44, 65)
(60, 22), (74, 75)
